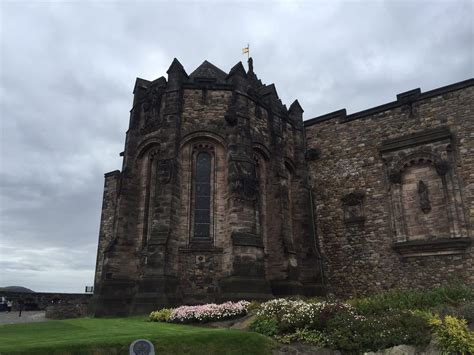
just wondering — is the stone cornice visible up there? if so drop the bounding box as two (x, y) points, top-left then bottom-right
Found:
(379, 127), (451, 153)
(392, 237), (472, 257)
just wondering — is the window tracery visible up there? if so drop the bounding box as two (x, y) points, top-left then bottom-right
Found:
(190, 143), (215, 243)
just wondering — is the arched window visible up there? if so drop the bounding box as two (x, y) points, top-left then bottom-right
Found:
(193, 151), (212, 240)
(139, 147), (160, 249)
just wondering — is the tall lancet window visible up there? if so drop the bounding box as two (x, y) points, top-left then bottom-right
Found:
(193, 151), (212, 239)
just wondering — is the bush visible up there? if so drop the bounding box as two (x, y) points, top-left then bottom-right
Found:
(256, 299), (320, 332)
(350, 283), (474, 316)
(252, 298), (436, 352)
(323, 309), (368, 351)
(380, 311), (432, 347)
(247, 300), (262, 313)
(276, 328), (327, 346)
(249, 317), (279, 337)
(169, 301), (250, 323)
(460, 302), (474, 324)
(430, 315), (474, 354)
(256, 299), (357, 333)
(314, 302), (361, 330)
(324, 310), (431, 352)
(149, 308), (172, 322)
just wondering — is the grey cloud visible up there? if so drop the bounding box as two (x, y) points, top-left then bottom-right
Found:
(0, 0), (472, 292)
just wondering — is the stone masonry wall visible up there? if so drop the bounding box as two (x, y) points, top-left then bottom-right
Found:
(92, 58), (320, 315)
(305, 81), (473, 297)
(1, 291), (92, 311)
(94, 170), (120, 287)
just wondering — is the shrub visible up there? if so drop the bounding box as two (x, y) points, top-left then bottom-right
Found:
(249, 317), (279, 337)
(253, 298), (437, 352)
(149, 308), (172, 322)
(324, 310), (431, 352)
(459, 302), (474, 324)
(380, 311), (432, 347)
(314, 302), (362, 330)
(324, 310), (368, 352)
(276, 328), (327, 346)
(256, 299), (358, 333)
(247, 300), (262, 313)
(350, 283), (474, 316)
(256, 299), (322, 332)
(430, 315), (474, 354)
(169, 300), (250, 323)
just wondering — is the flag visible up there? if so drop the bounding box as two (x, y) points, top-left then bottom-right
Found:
(242, 47), (249, 54)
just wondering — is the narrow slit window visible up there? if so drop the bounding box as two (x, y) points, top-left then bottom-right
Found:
(194, 152), (211, 239)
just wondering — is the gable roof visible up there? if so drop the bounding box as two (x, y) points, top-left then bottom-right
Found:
(189, 60), (228, 83)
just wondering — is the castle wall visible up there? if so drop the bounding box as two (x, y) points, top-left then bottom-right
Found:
(94, 170), (120, 287)
(93, 59), (324, 316)
(0, 291), (92, 312)
(305, 81), (473, 297)
(93, 58), (472, 315)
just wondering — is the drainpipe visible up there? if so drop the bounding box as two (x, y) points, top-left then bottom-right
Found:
(309, 187), (326, 293)
(303, 122), (326, 294)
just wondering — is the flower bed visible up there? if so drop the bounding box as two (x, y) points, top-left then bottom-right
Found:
(150, 300), (250, 323)
(249, 285), (474, 353)
(250, 298), (433, 352)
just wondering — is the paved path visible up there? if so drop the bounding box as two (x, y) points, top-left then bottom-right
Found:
(0, 311), (47, 325)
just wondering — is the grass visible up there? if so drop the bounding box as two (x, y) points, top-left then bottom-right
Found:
(0, 316), (277, 355)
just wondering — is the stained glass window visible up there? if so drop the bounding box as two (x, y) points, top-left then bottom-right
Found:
(194, 152), (211, 239)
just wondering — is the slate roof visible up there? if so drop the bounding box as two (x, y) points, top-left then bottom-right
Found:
(189, 60), (228, 83)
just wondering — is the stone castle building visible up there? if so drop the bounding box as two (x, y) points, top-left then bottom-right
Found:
(92, 58), (473, 316)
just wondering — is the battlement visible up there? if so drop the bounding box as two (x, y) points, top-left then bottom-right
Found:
(305, 78), (473, 126)
(132, 58), (297, 120)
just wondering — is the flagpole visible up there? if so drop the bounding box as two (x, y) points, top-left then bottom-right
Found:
(242, 44), (250, 59)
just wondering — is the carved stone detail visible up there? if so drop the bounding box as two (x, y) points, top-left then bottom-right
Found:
(341, 191), (365, 224)
(380, 127), (469, 250)
(140, 87), (163, 135)
(435, 159), (449, 176)
(417, 180), (431, 214)
(228, 159), (258, 199)
(156, 159), (173, 184)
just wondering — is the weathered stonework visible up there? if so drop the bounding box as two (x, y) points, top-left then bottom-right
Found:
(305, 80), (473, 297)
(92, 58), (323, 316)
(92, 57), (473, 314)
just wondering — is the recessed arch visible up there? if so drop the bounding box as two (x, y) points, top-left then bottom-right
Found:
(136, 138), (161, 159)
(180, 131), (227, 151)
(253, 143), (271, 161)
(395, 151), (440, 174)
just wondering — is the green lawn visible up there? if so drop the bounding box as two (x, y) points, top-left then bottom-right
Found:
(0, 316), (276, 355)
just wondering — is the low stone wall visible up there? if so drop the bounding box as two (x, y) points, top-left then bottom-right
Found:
(45, 303), (90, 319)
(0, 291), (92, 311)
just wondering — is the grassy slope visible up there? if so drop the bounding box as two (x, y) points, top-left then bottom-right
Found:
(0, 316), (276, 355)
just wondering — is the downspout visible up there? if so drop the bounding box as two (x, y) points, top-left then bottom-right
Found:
(309, 187), (326, 293)
(303, 124), (326, 293)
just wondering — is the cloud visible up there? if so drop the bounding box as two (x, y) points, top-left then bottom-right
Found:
(0, 244), (96, 292)
(0, 0), (472, 292)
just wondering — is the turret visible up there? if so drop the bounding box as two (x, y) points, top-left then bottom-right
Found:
(166, 58), (188, 90)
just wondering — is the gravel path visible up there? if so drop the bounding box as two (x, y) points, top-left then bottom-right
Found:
(0, 311), (47, 325)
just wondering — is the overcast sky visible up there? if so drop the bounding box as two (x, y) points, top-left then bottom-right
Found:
(0, 0), (472, 293)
